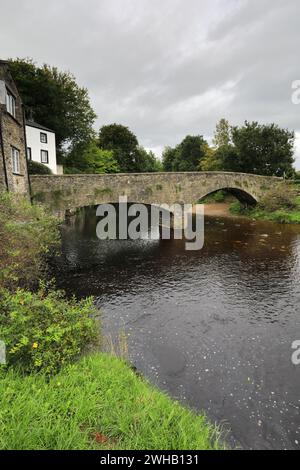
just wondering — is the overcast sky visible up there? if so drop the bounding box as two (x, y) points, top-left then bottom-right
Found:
(1, 0), (300, 167)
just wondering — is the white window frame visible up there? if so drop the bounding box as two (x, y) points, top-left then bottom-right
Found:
(6, 89), (16, 118)
(11, 147), (20, 174)
(40, 132), (48, 143)
(41, 149), (49, 164)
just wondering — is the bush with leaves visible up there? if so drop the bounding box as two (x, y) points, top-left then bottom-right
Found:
(0, 286), (98, 375)
(28, 160), (52, 175)
(0, 192), (59, 290)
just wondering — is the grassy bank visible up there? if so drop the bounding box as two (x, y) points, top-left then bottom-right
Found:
(0, 353), (221, 450)
(0, 192), (221, 450)
(230, 200), (300, 224)
(230, 193), (300, 224)
(228, 183), (300, 224)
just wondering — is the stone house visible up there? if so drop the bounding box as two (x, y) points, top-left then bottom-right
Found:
(0, 60), (30, 195)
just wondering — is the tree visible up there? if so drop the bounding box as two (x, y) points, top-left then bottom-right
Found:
(81, 143), (119, 174)
(230, 121), (295, 176)
(162, 136), (208, 172)
(135, 147), (163, 172)
(213, 118), (231, 148)
(8, 58), (96, 162)
(214, 144), (240, 172)
(199, 144), (223, 171)
(65, 141), (119, 174)
(98, 124), (139, 172)
(162, 146), (176, 171)
(174, 135), (208, 171)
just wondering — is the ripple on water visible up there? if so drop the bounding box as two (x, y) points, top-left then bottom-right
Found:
(55, 209), (300, 450)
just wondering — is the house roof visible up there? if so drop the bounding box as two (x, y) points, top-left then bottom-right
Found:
(26, 120), (55, 133)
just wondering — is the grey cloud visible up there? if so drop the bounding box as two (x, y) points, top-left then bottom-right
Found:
(1, 0), (300, 166)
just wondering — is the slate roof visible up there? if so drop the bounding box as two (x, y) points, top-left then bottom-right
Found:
(26, 120), (55, 133)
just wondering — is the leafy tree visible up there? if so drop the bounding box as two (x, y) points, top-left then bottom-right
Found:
(230, 121), (295, 176)
(82, 143), (119, 174)
(199, 144), (223, 171)
(174, 135), (208, 171)
(8, 58), (96, 162)
(213, 144), (240, 172)
(213, 118), (231, 148)
(135, 147), (163, 172)
(162, 146), (177, 171)
(98, 124), (139, 172)
(66, 141), (119, 174)
(162, 136), (208, 172)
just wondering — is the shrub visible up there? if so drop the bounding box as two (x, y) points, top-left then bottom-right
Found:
(258, 185), (297, 212)
(0, 192), (59, 290)
(229, 201), (243, 215)
(28, 161), (52, 175)
(63, 166), (82, 174)
(0, 286), (98, 375)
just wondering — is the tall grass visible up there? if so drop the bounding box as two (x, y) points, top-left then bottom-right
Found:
(0, 354), (223, 450)
(0, 192), (59, 290)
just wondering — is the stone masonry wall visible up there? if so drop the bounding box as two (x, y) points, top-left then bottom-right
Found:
(1, 112), (29, 194)
(30, 172), (282, 215)
(0, 62), (29, 196)
(0, 138), (6, 190)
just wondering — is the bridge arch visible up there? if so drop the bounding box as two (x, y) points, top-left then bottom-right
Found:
(197, 187), (257, 205)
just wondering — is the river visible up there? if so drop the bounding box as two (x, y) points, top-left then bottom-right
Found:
(53, 203), (300, 450)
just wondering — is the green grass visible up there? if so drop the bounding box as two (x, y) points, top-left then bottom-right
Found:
(0, 353), (222, 450)
(229, 197), (300, 224)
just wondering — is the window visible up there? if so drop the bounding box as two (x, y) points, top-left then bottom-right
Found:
(27, 147), (32, 160)
(11, 147), (20, 174)
(40, 132), (48, 143)
(6, 89), (16, 118)
(41, 150), (49, 164)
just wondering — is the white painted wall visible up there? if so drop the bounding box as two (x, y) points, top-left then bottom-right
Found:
(56, 164), (64, 175)
(26, 125), (57, 174)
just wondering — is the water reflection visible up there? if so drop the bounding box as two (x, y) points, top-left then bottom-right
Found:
(54, 205), (300, 450)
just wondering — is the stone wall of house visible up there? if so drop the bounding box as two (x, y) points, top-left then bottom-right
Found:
(0, 111), (29, 194)
(0, 61), (29, 196)
(0, 137), (7, 190)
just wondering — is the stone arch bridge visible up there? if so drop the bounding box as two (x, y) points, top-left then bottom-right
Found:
(30, 172), (282, 215)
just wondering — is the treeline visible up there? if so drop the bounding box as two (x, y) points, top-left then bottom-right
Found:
(9, 59), (162, 175)
(9, 59), (295, 177)
(65, 124), (163, 174)
(163, 119), (295, 177)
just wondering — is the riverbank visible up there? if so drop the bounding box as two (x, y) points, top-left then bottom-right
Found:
(0, 353), (221, 450)
(230, 195), (300, 224)
(0, 192), (222, 450)
(197, 186), (300, 225)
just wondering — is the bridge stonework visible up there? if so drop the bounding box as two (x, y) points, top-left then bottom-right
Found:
(30, 172), (282, 214)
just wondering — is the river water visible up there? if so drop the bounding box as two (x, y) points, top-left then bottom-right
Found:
(54, 204), (300, 450)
